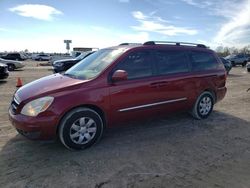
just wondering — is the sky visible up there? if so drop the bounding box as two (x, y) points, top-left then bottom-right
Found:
(0, 0), (250, 53)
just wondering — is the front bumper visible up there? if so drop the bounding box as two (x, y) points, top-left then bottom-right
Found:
(9, 109), (58, 140)
(0, 72), (9, 79)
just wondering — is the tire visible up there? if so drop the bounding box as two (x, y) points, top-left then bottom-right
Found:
(191, 91), (214, 120)
(242, 61), (247, 67)
(247, 68), (250, 72)
(7, 64), (15, 71)
(59, 107), (104, 150)
(231, 61), (235, 67)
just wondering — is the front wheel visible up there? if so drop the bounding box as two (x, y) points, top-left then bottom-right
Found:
(7, 64), (15, 71)
(242, 61), (247, 67)
(191, 91), (214, 120)
(59, 107), (104, 150)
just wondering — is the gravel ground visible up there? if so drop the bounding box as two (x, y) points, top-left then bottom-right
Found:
(1, 61), (250, 188)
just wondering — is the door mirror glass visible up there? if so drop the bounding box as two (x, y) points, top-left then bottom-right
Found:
(112, 70), (128, 82)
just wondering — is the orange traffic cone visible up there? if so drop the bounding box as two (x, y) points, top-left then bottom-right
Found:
(16, 77), (23, 88)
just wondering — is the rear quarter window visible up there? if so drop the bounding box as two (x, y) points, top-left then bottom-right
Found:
(190, 51), (219, 71)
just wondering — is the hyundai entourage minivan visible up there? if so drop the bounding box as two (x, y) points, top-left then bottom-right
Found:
(9, 41), (227, 150)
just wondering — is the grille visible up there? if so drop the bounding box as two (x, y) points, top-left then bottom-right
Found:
(0, 66), (5, 72)
(0, 66), (8, 73)
(11, 97), (20, 114)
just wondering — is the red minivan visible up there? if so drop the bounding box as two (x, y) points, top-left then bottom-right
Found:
(9, 41), (227, 150)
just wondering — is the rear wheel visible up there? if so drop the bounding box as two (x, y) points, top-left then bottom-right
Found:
(7, 64), (15, 71)
(247, 68), (250, 72)
(231, 61), (235, 67)
(191, 91), (214, 120)
(59, 107), (104, 150)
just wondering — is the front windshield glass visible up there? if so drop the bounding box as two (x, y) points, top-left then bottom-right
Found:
(64, 48), (125, 80)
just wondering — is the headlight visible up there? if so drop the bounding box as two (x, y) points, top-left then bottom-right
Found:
(21, 96), (54, 117)
(55, 62), (63, 67)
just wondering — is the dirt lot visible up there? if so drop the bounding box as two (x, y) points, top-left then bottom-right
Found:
(1, 61), (250, 188)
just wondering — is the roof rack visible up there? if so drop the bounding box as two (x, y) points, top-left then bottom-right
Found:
(119, 43), (141, 46)
(143, 41), (207, 48)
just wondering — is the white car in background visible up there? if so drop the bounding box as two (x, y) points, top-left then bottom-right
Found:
(0, 58), (25, 71)
(34, 54), (51, 61)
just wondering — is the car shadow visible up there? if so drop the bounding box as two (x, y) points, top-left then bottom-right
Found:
(1, 111), (250, 187)
(227, 73), (243, 77)
(11, 69), (24, 72)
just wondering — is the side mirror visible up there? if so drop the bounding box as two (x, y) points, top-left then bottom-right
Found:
(112, 70), (128, 82)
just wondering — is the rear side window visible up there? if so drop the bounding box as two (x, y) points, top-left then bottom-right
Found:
(114, 51), (153, 80)
(8, 53), (19, 58)
(154, 50), (189, 75)
(190, 51), (218, 71)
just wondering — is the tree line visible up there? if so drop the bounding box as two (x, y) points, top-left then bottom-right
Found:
(215, 45), (250, 57)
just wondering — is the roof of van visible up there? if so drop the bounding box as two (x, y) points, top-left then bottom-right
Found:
(107, 41), (213, 52)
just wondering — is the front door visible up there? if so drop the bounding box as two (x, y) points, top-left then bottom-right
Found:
(109, 50), (160, 125)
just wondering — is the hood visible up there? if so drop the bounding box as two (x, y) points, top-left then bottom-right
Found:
(0, 62), (7, 67)
(53, 58), (77, 65)
(0, 58), (21, 64)
(16, 73), (86, 102)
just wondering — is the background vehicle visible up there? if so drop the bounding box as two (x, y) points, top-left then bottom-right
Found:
(0, 58), (25, 71)
(34, 54), (51, 61)
(220, 57), (232, 74)
(9, 41), (227, 150)
(52, 51), (95, 73)
(225, 54), (249, 67)
(0, 63), (9, 79)
(246, 63), (250, 72)
(48, 54), (72, 65)
(1, 53), (26, 61)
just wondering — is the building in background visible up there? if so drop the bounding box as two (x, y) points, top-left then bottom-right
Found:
(72, 47), (99, 57)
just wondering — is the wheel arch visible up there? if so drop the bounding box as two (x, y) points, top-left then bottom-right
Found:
(56, 104), (106, 136)
(7, 63), (16, 70)
(203, 89), (216, 103)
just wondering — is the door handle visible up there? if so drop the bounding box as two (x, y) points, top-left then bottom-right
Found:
(150, 81), (169, 88)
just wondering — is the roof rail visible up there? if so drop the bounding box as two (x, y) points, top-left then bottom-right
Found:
(119, 43), (141, 46)
(143, 41), (207, 48)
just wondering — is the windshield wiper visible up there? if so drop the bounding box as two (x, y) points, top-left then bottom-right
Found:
(64, 73), (86, 80)
(64, 73), (77, 78)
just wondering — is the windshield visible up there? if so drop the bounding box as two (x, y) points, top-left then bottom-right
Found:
(64, 48), (125, 80)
